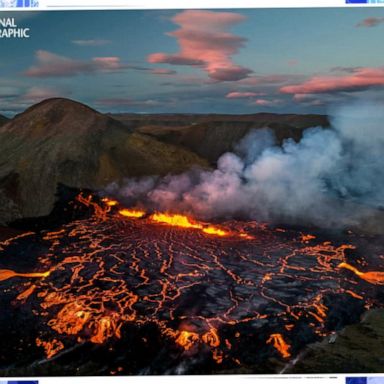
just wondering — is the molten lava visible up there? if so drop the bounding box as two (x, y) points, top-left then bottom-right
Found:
(102, 198), (119, 207)
(175, 330), (200, 351)
(36, 338), (64, 359)
(267, 333), (291, 358)
(0, 269), (50, 282)
(0, 193), (383, 372)
(202, 227), (228, 237)
(104, 198), (245, 238)
(119, 208), (146, 218)
(151, 213), (201, 229)
(150, 212), (230, 237)
(338, 262), (384, 285)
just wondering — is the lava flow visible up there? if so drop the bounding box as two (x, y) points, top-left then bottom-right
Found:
(266, 334), (291, 359)
(149, 212), (230, 237)
(338, 262), (384, 285)
(117, 208), (250, 239)
(118, 208), (146, 218)
(0, 193), (383, 374)
(0, 269), (50, 282)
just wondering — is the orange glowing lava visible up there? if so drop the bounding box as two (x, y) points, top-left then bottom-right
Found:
(119, 209), (146, 218)
(49, 302), (91, 335)
(202, 227), (228, 237)
(102, 198), (119, 207)
(150, 213), (230, 237)
(101, 196), (255, 239)
(151, 213), (201, 229)
(266, 333), (291, 358)
(301, 234), (316, 242)
(90, 316), (121, 344)
(175, 330), (200, 351)
(202, 328), (221, 348)
(0, 269), (50, 282)
(36, 338), (65, 359)
(16, 284), (37, 301)
(4, 192), (379, 368)
(338, 262), (384, 285)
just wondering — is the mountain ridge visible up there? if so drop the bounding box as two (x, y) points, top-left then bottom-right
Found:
(0, 98), (208, 224)
(0, 114), (9, 126)
(111, 112), (329, 162)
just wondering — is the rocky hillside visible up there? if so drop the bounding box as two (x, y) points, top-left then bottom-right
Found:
(111, 113), (329, 163)
(0, 114), (8, 127)
(0, 98), (208, 224)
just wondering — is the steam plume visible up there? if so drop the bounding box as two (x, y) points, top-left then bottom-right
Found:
(106, 102), (384, 228)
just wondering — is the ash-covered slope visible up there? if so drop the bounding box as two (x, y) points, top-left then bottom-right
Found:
(0, 98), (208, 223)
(112, 113), (329, 163)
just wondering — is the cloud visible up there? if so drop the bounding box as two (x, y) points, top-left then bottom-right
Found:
(25, 50), (128, 77)
(240, 74), (302, 86)
(150, 68), (177, 75)
(96, 98), (162, 108)
(148, 53), (204, 66)
(356, 17), (384, 27)
(293, 93), (326, 107)
(21, 86), (68, 102)
(147, 10), (252, 82)
(0, 85), (70, 114)
(226, 92), (260, 98)
(0, 86), (20, 98)
(330, 66), (361, 73)
(92, 57), (125, 70)
(253, 98), (282, 107)
(72, 39), (111, 46)
(280, 67), (384, 94)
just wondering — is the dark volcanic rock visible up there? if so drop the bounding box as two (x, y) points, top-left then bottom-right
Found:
(0, 98), (208, 224)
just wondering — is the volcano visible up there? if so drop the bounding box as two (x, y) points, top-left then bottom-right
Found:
(0, 192), (383, 375)
(0, 99), (383, 376)
(0, 98), (207, 224)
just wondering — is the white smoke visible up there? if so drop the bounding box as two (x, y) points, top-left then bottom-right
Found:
(106, 102), (384, 228)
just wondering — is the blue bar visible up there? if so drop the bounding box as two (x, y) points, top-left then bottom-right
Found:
(346, 0), (368, 3)
(346, 379), (367, 384)
(7, 382), (39, 384)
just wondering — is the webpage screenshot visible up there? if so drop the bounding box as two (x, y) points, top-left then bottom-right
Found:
(0, 1), (384, 383)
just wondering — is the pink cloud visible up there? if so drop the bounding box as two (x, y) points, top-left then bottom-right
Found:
(226, 91), (260, 98)
(25, 50), (127, 77)
(280, 67), (384, 94)
(92, 57), (122, 69)
(254, 98), (282, 107)
(357, 17), (384, 27)
(147, 10), (252, 82)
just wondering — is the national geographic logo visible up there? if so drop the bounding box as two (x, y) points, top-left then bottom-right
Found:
(0, 18), (30, 38)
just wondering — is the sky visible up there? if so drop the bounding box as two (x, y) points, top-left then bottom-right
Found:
(1, 8), (384, 115)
